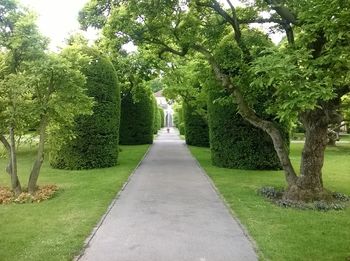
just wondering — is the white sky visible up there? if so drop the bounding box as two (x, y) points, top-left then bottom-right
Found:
(19, 0), (281, 52)
(20, 0), (99, 51)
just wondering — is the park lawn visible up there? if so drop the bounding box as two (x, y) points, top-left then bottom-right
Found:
(0, 145), (149, 261)
(190, 143), (350, 261)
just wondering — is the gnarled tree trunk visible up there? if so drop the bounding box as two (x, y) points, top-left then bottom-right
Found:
(284, 105), (342, 201)
(28, 116), (48, 194)
(1, 128), (22, 196)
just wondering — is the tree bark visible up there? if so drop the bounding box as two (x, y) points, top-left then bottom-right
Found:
(283, 109), (334, 201)
(193, 45), (298, 186)
(8, 127), (22, 195)
(0, 134), (12, 176)
(28, 116), (48, 194)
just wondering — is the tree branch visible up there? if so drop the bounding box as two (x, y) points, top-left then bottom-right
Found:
(0, 134), (12, 175)
(238, 18), (284, 24)
(263, 0), (297, 45)
(192, 44), (298, 185)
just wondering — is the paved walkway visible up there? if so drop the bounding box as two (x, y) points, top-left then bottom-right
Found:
(78, 128), (257, 261)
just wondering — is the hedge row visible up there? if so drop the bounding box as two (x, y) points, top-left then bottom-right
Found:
(174, 106), (185, 135)
(183, 102), (210, 147)
(153, 98), (161, 134)
(50, 47), (120, 170)
(207, 89), (284, 170)
(119, 88), (154, 145)
(159, 108), (165, 128)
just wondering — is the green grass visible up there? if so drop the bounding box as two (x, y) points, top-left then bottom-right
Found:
(340, 134), (350, 142)
(190, 143), (350, 261)
(0, 145), (149, 261)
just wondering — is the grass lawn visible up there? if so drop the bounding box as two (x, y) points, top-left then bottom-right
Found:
(0, 144), (149, 261)
(190, 143), (350, 261)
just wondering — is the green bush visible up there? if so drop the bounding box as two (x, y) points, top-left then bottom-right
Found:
(153, 98), (161, 134)
(50, 47), (120, 169)
(183, 102), (210, 147)
(159, 108), (165, 128)
(173, 105), (185, 135)
(119, 88), (154, 145)
(208, 89), (285, 170)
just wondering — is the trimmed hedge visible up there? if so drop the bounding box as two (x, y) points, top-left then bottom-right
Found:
(183, 102), (210, 147)
(153, 98), (161, 134)
(173, 105), (185, 135)
(159, 108), (165, 128)
(208, 89), (285, 170)
(119, 88), (154, 145)
(50, 47), (120, 169)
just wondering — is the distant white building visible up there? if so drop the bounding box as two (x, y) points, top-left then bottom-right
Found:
(154, 90), (168, 109)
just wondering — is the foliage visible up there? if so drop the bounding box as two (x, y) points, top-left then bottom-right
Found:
(153, 97), (161, 134)
(173, 104), (185, 135)
(0, 185), (58, 204)
(80, 0), (350, 198)
(258, 186), (349, 211)
(159, 107), (165, 128)
(0, 0), (93, 193)
(208, 87), (283, 170)
(50, 46), (120, 170)
(183, 102), (209, 147)
(119, 87), (154, 145)
(149, 78), (165, 93)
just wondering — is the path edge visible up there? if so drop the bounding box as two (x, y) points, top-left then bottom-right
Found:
(73, 144), (153, 261)
(186, 144), (262, 260)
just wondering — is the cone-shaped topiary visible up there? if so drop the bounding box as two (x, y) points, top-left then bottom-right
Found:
(50, 47), (121, 169)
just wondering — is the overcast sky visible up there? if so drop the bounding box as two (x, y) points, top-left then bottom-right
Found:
(18, 0), (281, 51)
(20, 0), (98, 51)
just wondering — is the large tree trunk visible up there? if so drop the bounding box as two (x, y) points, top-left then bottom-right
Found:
(194, 45), (298, 186)
(284, 109), (334, 201)
(28, 116), (48, 194)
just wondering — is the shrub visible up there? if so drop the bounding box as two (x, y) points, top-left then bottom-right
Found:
(50, 47), (120, 169)
(208, 89), (285, 170)
(119, 88), (154, 145)
(153, 98), (161, 134)
(173, 105), (185, 135)
(183, 102), (210, 147)
(159, 107), (165, 128)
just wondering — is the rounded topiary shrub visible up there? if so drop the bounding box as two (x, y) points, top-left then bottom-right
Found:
(50, 47), (120, 169)
(119, 88), (154, 145)
(208, 89), (286, 170)
(183, 102), (210, 147)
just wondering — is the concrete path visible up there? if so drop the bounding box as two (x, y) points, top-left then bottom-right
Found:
(78, 128), (257, 261)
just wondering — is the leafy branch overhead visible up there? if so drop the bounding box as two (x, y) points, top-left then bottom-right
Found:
(79, 0), (350, 202)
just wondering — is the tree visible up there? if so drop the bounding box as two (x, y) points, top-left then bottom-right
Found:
(0, 0), (48, 195)
(24, 55), (93, 193)
(0, 0), (93, 194)
(163, 59), (210, 147)
(80, 0), (350, 201)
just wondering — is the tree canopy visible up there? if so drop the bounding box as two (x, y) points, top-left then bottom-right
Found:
(79, 0), (350, 201)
